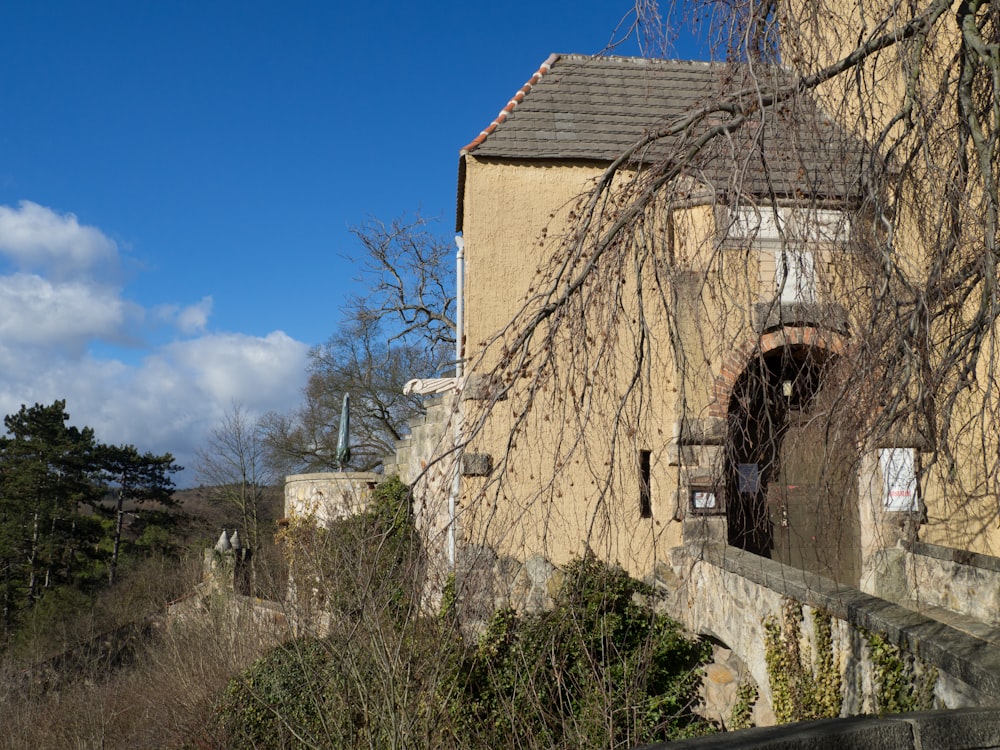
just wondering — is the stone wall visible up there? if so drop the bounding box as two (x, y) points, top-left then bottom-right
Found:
(382, 394), (455, 486)
(642, 707), (1000, 750)
(385, 394), (459, 603)
(284, 471), (381, 524)
(434, 538), (1000, 726)
(662, 543), (1000, 722)
(449, 547), (564, 635)
(166, 540), (289, 649)
(901, 541), (1000, 625)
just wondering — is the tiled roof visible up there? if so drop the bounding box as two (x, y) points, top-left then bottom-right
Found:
(462, 54), (870, 201)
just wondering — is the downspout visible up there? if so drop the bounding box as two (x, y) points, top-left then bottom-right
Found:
(450, 233), (465, 570)
(448, 232), (465, 571)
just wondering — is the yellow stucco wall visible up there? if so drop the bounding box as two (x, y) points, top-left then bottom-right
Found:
(458, 156), (691, 575)
(780, 0), (1000, 555)
(455, 156), (870, 577)
(455, 23), (1000, 581)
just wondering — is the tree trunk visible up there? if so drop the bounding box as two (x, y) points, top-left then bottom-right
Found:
(109, 489), (124, 585)
(27, 510), (39, 601)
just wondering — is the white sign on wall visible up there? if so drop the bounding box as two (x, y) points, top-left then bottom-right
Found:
(692, 490), (717, 509)
(880, 448), (918, 511)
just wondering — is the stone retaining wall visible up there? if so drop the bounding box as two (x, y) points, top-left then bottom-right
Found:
(663, 543), (1000, 719)
(641, 707), (1000, 749)
(901, 541), (1000, 625)
(284, 472), (381, 524)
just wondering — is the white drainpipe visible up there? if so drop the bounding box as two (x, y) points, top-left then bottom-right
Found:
(450, 233), (465, 569)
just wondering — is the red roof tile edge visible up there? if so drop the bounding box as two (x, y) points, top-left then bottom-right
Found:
(460, 53), (561, 155)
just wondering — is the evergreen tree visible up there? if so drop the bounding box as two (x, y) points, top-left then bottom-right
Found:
(94, 444), (181, 585)
(0, 401), (100, 641)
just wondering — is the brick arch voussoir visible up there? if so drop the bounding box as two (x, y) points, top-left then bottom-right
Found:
(708, 326), (849, 420)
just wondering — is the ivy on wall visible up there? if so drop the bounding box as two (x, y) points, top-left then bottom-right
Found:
(764, 597), (940, 722)
(764, 599), (842, 724)
(729, 680), (758, 730)
(867, 632), (937, 715)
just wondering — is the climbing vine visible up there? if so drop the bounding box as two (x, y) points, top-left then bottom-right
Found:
(729, 680), (757, 730)
(764, 600), (842, 724)
(867, 632), (937, 715)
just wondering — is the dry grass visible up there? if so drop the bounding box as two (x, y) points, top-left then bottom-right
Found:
(0, 483), (288, 750)
(0, 587), (282, 749)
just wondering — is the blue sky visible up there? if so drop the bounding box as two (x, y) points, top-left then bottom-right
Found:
(0, 1), (705, 483)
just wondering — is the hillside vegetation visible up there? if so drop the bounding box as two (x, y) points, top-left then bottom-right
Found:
(0, 472), (713, 749)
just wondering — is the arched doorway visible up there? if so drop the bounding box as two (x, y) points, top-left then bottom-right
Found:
(725, 342), (861, 585)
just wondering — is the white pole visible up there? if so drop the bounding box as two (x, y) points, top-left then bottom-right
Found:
(450, 233), (465, 569)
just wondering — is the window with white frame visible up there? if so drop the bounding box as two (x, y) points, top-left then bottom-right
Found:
(730, 206), (849, 304)
(776, 246), (816, 303)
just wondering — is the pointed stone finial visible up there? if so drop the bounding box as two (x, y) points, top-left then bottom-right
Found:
(214, 529), (232, 553)
(230, 530), (242, 550)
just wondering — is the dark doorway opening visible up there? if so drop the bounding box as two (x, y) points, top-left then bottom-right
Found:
(725, 343), (860, 584)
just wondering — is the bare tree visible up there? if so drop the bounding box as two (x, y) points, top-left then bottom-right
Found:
(262, 314), (435, 473)
(263, 214), (457, 475)
(448, 0), (1000, 584)
(348, 213), (457, 369)
(196, 403), (272, 550)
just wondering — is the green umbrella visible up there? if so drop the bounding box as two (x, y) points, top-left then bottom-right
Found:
(336, 393), (351, 471)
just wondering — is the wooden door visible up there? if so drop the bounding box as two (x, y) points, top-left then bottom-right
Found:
(768, 409), (861, 586)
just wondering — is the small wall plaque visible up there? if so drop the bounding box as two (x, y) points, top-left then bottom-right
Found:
(689, 485), (723, 515)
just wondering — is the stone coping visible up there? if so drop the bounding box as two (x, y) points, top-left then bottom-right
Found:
(902, 540), (1000, 574)
(639, 707), (1000, 749)
(689, 544), (1000, 701)
(285, 471), (382, 483)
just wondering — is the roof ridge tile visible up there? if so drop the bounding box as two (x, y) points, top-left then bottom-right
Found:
(461, 53), (560, 155)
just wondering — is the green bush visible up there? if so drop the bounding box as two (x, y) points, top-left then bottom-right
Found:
(223, 479), (713, 749)
(456, 554), (714, 748)
(278, 474), (419, 622)
(216, 638), (339, 748)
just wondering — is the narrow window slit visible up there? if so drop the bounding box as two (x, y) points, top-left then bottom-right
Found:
(639, 450), (652, 518)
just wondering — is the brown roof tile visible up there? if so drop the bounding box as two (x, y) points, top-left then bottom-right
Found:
(462, 54), (871, 201)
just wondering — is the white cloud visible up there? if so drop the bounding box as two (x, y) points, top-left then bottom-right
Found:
(0, 335), (310, 482)
(0, 273), (128, 350)
(0, 201), (118, 278)
(165, 331), (309, 409)
(0, 202), (312, 484)
(176, 296), (213, 334)
(153, 297), (214, 334)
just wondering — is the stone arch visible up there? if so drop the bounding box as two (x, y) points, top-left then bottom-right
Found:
(709, 326), (849, 420)
(697, 634), (772, 729)
(717, 326), (860, 584)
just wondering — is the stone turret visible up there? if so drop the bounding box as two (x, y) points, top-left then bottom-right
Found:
(205, 528), (253, 596)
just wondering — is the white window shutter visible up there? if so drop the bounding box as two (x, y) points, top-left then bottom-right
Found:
(776, 248), (816, 303)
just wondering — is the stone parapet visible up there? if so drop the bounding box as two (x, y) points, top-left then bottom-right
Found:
(641, 708), (1000, 749)
(665, 543), (1000, 718)
(900, 541), (1000, 626)
(284, 472), (381, 525)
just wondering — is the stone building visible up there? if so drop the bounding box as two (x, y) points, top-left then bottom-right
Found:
(282, 39), (1000, 720)
(418, 50), (1000, 607)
